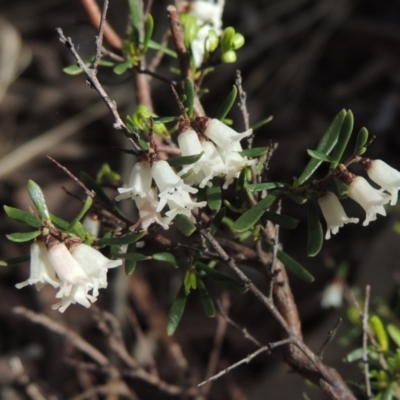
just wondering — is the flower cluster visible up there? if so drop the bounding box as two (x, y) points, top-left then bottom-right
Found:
(318, 159), (400, 239)
(117, 118), (254, 230)
(16, 232), (122, 312)
(188, 0), (225, 67)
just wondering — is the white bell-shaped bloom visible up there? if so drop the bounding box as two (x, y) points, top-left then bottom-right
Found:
(321, 281), (344, 309)
(178, 129), (227, 188)
(16, 241), (60, 291)
(52, 285), (96, 312)
(137, 188), (170, 230)
(366, 159), (400, 206)
(116, 160), (152, 203)
(318, 192), (359, 239)
(70, 243), (122, 297)
(204, 119), (252, 151)
(348, 176), (390, 226)
(152, 160), (207, 220)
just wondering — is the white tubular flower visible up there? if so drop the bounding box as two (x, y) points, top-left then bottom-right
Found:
(189, 0), (225, 31)
(321, 281), (344, 309)
(70, 243), (122, 297)
(152, 160), (207, 220)
(318, 192), (359, 239)
(116, 160), (152, 203)
(137, 188), (170, 230)
(178, 129), (227, 188)
(348, 176), (390, 226)
(204, 119), (252, 151)
(15, 241), (59, 291)
(365, 159), (400, 206)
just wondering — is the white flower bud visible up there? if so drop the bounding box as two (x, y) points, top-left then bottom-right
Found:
(321, 281), (344, 309)
(318, 192), (359, 239)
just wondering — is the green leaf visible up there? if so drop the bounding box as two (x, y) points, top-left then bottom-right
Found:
(382, 382), (394, 400)
(264, 241), (314, 282)
(173, 214), (197, 236)
(206, 180), (222, 211)
(142, 14), (154, 53)
(221, 27), (235, 54)
(232, 191), (279, 232)
(66, 196), (93, 233)
(27, 180), (50, 221)
(167, 283), (188, 335)
(4, 206), (41, 228)
(261, 211), (299, 229)
(235, 168), (246, 195)
(331, 110), (354, 168)
(210, 207), (226, 235)
(152, 252), (177, 267)
(297, 110), (346, 185)
(198, 279), (216, 317)
(97, 231), (146, 246)
(387, 324), (400, 348)
(80, 172), (126, 218)
(335, 179), (350, 197)
(50, 214), (86, 238)
(307, 149), (336, 163)
(0, 255), (30, 266)
(245, 182), (287, 192)
(345, 347), (363, 363)
(63, 63), (84, 75)
(124, 243), (137, 275)
(239, 147), (269, 158)
(184, 77), (195, 118)
(215, 85), (237, 121)
(354, 127), (369, 155)
(113, 61), (131, 75)
(307, 199), (323, 257)
(118, 252), (150, 262)
(6, 231), (41, 242)
(128, 0), (141, 46)
(152, 116), (178, 124)
(370, 315), (388, 352)
(251, 116), (273, 131)
(147, 40), (177, 58)
(167, 152), (204, 166)
(196, 262), (247, 293)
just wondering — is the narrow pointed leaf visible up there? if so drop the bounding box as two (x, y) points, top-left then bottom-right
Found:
(0, 255), (30, 266)
(261, 211), (299, 229)
(118, 252), (150, 262)
(96, 231), (146, 246)
(27, 180), (50, 221)
(297, 110), (346, 185)
(251, 115), (273, 130)
(246, 182), (288, 192)
(147, 39), (177, 57)
(331, 110), (354, 168)
(196, 262), (247, 293)
(66, 196), (93, 233)
(239, 147), (269, 158)
(387, 324), (400, 348)
(307, 150), (336, 163)
(345, 348), (363, 363)
(63, 64), (84, 75)
(307, 199), (323, 257)
(216, 85), (237, 121)
(232, 191), (279, 232)
(184, 77), (195, 118)
(382, 382), (394, 400)
(235, 168), (246, 195)
(50, 214), (87, 239)
(6, 231), (41, 242)
(142, 14), (154, 53)
(173, 214), (197, 236)
(198, 279), (216, 317)
(369, 315), (388, 352)
(167, 152), (204, 166)
(80, 172), (125, 218)
(264, 241), (314, 282)
(128, 0), (141, 46)
(4, 206), (41, 228)
(210, 207), (226, 235)
(335, 179), (350, 197)
(153, 252), (177, 267)
(124, 243), (137, 275)
(206, 179), (222, 211)
(354, 127), (369, 155)
(167, 284), (188, 335)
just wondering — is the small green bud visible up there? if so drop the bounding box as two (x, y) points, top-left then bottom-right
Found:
(232, 33), (245, 49)
(222, 50), (237, 63)
(206, 29), (219, 53)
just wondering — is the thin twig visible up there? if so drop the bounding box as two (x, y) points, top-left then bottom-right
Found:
(235, 70), (250, 131)
(198, 338), (293, 387)
(91, 0), (109, 71)
(362, 285), (372, 399)
(318, 318), (342, 359)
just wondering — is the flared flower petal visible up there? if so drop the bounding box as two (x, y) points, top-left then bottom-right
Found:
(348, 176), (390, 226)
(15, 241), (59, 291)
(366, 159), (400, 206)
(318, 192), (359, 239)
(152, 160), (207, 219)
(52, 284), (97, 313)
(136, 188), (170, 230)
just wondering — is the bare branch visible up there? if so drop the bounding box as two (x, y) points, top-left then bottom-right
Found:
(318, 318), (342, 359)
(91, 0), (109, 71)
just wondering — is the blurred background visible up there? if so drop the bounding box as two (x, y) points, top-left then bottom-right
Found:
(1, 0), (400, 398)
